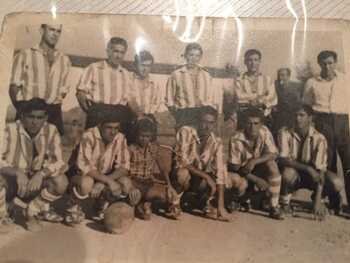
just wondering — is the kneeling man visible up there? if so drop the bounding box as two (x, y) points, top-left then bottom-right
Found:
(0, 98), (68, 232)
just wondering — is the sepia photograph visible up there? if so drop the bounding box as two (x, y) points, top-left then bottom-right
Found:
(0, 12), (349, 263)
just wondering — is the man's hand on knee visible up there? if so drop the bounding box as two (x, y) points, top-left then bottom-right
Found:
(27, 171), (45, 193)
(91, 182), (105, 198)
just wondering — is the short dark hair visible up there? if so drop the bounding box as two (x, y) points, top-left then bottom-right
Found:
(19, 98), (48, 115)
(185, 43), (203, 56)
(245, 106), (265, 122)
(224, 105), (239, 121)
(278, 67), (291, 76)
(199, 106), (218, 120)
(244, 49), (262, 60)
(134, 50), (154, 64)
(108, 37), (128, 51)
(317, 50), (337, 65)
(135, 116), (157, 141)
(295, 103), (314, 116)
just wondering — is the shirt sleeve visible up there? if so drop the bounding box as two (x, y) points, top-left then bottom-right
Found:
(314, 136), (328, 172)
(261, 76), (278, 109)
(0, 125), (12, 168)
(60, 55), (72, 96)
(76, 64), (94, 99)
(214, 140), (226, 185)
(263, 128), (278, 154)
(165, 73), (176, 108)
(302, 79), (315, 106)
(114, 136), (130, 171)
(228, 137), (244, 166)
(174, 127), (196, 168)
(277, 128), (291, 159)
(43, 128), (68, 177)
(77, 132), (97, 175)
(10, 50), (25, 87)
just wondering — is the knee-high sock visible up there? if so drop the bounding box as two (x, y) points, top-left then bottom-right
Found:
(0, 188), (7, 218)
(268, 175), (282, 208)
(27, 188), (61, 217)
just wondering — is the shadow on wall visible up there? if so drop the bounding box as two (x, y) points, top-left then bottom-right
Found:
(0, 224), (87, 263)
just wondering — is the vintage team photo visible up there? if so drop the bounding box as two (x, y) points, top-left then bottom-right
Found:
(0, 14), (349, 240)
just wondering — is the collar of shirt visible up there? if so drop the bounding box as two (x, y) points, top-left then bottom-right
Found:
(242, 71), (262, 80)
(315, 70), (340, 82)
(99, 60), (127, 73)
(289, 125), (317, 142)
(17, 120), (47, 141)
(91, 126), (122, 146)
(178, 64), (206, 74)
(31, 44), (60, 58)
(233, 125), (268, 146)
(133, 72), (154, 85)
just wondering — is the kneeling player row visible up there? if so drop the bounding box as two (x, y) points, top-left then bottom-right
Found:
(0, 98), (343, 233)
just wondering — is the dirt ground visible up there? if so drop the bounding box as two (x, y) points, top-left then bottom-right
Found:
(1, 189), (350, 263)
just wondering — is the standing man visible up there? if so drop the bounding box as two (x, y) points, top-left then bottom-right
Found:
(278, 104), (344, 219)
(227, 107), (283, 220)
(0, 98), (68, 232)
(130, 50), (167, 118)
(272, 67), (303, 134)
(76, 37), (135, 130)
(10, 24), (71, 135)
(233, 49), (277, 126)
(303, 50), (350, 208)
(165, 43), (221, 128)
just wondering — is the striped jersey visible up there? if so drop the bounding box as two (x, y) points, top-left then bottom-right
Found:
(165, 65), (221, 112)
(77, 60), (132, 105)
(130, 73), (166, 114)
(77, 127), (130, 176)
(277, 126), (328, 171)
(1, 121), (67, 177)
(234, 72), (277, 115)
(229, 125), (278, 166)
(10, 45), (71, 104)
(174, 126), (226, 185)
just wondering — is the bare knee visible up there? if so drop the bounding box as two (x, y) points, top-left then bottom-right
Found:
(282, 167), (298, 187)
(48, 174), (69, 195)
(176, 168), (191, 190)
(327, 172), (344, 193)
(227, 172), (247, 195)
(77, 176), (95, 196)
(266, 160), (281, 177)
(117, 176), (133, 194)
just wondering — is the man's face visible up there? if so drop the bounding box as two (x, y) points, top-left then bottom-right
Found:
(278, 69), (290, 84)
(319, 56), (337, 78)
(226, 112), (238, 134)
(41, 24), (62, 47)
(136, 59), (153, 79)
(295, 109), (312, 130)
(99, 122), (120, 144)
(246, 117), (262, 138)
(21, 110), (48, 137)
(198, 113), (216, 137)
(107, 44), (127, 67)
(185, 49), (202, 66)
(245, 54), (261, 73)
(137, 131), (153, 148)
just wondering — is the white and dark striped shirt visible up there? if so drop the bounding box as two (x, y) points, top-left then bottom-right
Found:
(130, 73), (167, 114)
(174, 126), (226, 185)
(1, 121), (66, 177)
(77, 127), (130, 176)
(10, 45), (71, 104)
(165, 65), (221, 112)
(77, 60), (132, 105)
(278, 126), (328, 171)
(229, 125), (278, 166)
(233, 72), (277, 115)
